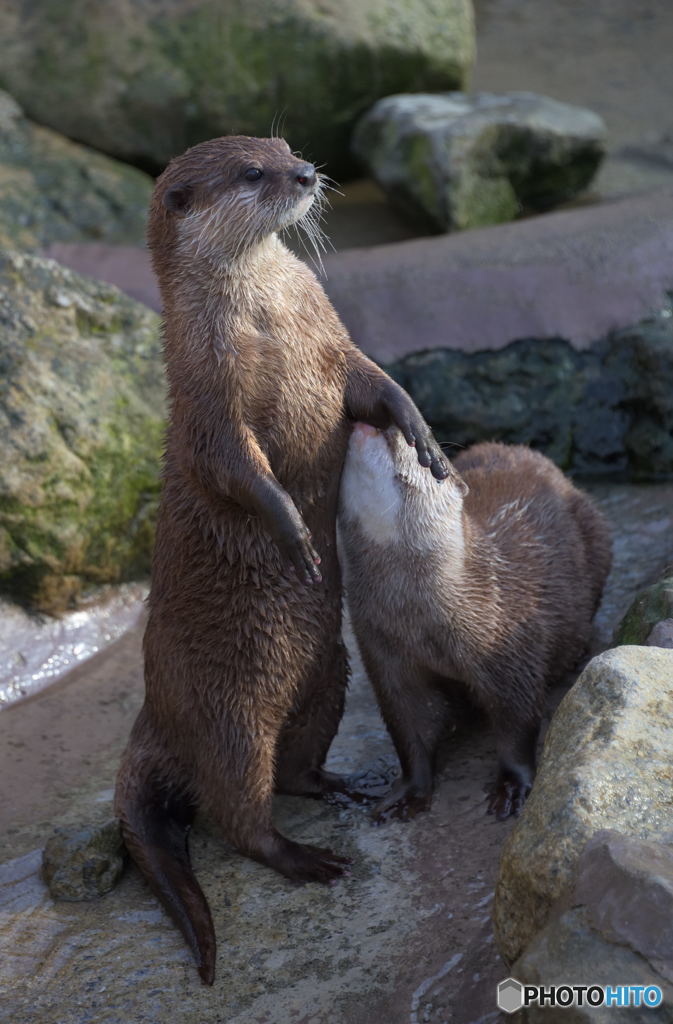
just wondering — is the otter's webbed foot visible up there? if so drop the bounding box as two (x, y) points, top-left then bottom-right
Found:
(487, 771), (532, 820)
(257, 832), (351, 884)
(277, 768), (376, 806)
(372, 779), (433, 824)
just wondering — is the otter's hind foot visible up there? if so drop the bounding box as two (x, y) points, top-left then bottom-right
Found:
(260, 834), (351, 884)
(372, 779), (432, 824)
(487, 774), (531, 820)
(277, 767), (375, 805)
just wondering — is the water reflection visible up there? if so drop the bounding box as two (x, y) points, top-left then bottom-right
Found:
(0, 583), (147, 706)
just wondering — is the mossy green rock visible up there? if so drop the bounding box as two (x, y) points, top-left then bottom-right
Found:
(42, 820), (126, 901)
(615, 574), (673, 645)
(0, 91), (152, 251)
(0, 250), (164, 613)
(353, 92), (605, 231)
(0, 0), (475, 178)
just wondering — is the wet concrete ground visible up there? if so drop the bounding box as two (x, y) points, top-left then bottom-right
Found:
(1, 482), (672, 1024)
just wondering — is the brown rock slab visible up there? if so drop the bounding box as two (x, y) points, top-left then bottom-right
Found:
(574, 832), (673, 965)
(513, 906), (673, 1022)
(322, 188), (673, 360)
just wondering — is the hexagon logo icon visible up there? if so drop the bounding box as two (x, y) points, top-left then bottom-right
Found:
(497, 977), (524, 1014)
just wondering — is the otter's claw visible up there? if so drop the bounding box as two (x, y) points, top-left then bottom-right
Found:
(407, 424), (449, 481)
(285, 533), (322, 584)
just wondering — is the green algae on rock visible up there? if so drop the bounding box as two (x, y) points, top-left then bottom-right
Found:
(0, 251), (164, 613)
(615, 572), (673, 646)
(352, 92), (605, 232)
(0, 91), (152, 251)
(42, 819), (126, 901)
(0, 0), (474, 178)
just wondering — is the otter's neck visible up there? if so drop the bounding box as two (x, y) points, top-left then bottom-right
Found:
(159, 234), (299, 359)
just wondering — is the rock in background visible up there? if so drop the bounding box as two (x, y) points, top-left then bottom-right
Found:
(352, 91), (605, 231)
(0, 0), (475, 177)
(0, 251), (164, 614)
(383, 309), (673, 479)
(615, 571), (673, 646)
(493, 646), (673, 966)
(0, 91), (152, 251)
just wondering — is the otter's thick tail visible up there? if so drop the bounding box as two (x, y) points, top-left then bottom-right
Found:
(115, 758), (216, 985)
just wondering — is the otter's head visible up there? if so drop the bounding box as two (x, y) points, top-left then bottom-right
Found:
(148, 135), (322, 267)
(339, 423), (468, 551)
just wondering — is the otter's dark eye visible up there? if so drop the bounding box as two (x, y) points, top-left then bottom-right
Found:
(244, 167), (263, 182)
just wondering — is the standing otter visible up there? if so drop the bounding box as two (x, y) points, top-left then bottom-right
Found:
(114, 136), (448, 984)
(339, 427), (611, 822)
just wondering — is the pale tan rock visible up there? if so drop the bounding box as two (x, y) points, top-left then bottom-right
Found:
(494, 646), (673, 965)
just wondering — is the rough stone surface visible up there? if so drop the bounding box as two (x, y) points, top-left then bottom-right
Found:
(615, 572), (673, 645)
(494, 646), (673, 965)
(0, 0), (474, 178)
(0, 250), (164, 613)
(42, 820), (126, 901)
(647, 619), (673, 649)
(574, 831), (673, 966)
(352, 91), (605, 232)
(513, 831), (673, 1018)
(513, 907), (673, 1022)
(0, 91), (152, 251)
(383, 311), (673, 479)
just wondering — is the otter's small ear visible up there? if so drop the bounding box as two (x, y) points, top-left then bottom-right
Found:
(163, 183), (194, 216)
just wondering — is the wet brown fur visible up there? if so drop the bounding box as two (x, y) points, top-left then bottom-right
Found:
(114, 135), (446, 984)
(339, 435), (612, 822)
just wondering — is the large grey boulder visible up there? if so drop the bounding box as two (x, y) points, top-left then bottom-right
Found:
(0, 91), (152, 251)
(352, 91), (606, 231)
(0, 250), (164, 614)
(494, 646), (673, 965)
(0, 0), (474, 177)
(384, 309), (673, 479)
(513, 833), (673, 1020)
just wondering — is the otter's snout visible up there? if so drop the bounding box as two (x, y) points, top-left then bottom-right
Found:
(293, 163), (317, 190)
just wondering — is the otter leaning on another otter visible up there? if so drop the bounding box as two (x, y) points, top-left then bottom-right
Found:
(339, 428), (611, 822)
(114, 136), (448, 984)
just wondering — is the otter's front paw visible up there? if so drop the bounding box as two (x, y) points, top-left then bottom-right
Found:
(281, 529), (322, 584)
(383, 388), (449, 480)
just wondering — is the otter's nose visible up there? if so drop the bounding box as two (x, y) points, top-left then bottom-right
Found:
(294, 163), (316, 188)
